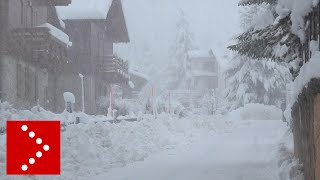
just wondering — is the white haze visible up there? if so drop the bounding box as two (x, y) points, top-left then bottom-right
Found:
(115, 0), (241, 75)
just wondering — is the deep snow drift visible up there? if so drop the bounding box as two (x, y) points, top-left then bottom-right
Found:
(93, 120), (289, 180)
(0, 102), (296, 180)
(0, 102), (228, 180)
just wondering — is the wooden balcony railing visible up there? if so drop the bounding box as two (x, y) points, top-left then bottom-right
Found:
(96, 55), (129, 84)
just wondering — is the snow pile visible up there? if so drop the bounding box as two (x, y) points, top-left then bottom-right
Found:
(276, 0), (319, 41)
(227, 103), (283, 121)
(38, 23), (72, 47)
(0, 102), (230, 179)
(56, 0), (113, 20)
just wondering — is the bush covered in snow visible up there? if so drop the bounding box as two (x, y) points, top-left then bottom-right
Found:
(224, 55), (291, 111)
(226, 103), (283, 121)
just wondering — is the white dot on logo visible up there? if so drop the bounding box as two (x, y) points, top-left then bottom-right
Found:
(43, 145), (50, 151)
(36, 138), (42, 144)
(29, 131), (35, 138)
(36, 151), (42, 158)
(21, 164), (28, 171)
(21, 125), (28, 131)
(29, 158), (35, 165)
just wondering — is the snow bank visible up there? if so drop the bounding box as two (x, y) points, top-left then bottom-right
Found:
(0, 102), (230, 180)
(227, 103), (283, 121)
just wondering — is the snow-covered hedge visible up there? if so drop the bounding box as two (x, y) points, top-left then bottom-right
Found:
(227, 103), (283, 121)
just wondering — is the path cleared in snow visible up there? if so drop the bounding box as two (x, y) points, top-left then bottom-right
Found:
(91, 119), (288, 180)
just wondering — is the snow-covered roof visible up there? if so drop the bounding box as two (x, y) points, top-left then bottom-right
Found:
(129, 69), (149, 81)
(38, 23), (72, 46)
(56, 0), (113, 20)
(187, 49), (216, 60)
(191, 70), (218, 77)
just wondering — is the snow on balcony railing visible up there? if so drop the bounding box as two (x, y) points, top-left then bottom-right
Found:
(96, 55), (129, 82)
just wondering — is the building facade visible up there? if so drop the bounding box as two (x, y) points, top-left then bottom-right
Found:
(0, 0), (71, 111)
(0, 0), (130, 114)
(186, 49), (219, 92)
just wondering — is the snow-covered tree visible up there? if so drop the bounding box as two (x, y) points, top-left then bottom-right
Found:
(167, 10), (196, 89)
(224, 55), (291, 110)
(224, 0), (292, 110)
(239, 0), (277, 6)
(228, 0), (303, 77)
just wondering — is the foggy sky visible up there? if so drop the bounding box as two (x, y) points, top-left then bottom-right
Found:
(115, 0), (241, 71)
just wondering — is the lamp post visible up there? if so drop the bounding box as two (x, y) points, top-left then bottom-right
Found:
(79, 73), (85, 113)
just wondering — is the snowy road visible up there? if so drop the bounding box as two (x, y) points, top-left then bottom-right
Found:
(92, 120), (288, 180)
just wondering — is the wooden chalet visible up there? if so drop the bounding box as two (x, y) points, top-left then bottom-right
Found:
(0, 0), (130, 114)
(185, 49), (219, 92)
(0, 0), (71, 110)
(55, 0), (130, 114)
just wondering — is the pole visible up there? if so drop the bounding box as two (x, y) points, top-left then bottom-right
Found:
(169, 92), (171, 114)
(79, 74), (85, 113)
(154, 87), (157, 119)
(110, 86), (113, 112)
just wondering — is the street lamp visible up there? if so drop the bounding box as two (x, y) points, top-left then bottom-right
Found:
(79, 73), (85, 113)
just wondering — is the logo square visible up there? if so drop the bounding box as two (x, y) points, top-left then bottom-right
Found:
(6, 121), (60, 175)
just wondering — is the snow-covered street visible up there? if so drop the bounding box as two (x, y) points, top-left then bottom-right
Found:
(92, 119), (288, 180)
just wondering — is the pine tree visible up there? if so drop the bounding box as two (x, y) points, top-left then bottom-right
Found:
(224, 55), (291, 110)
(225, 0), (293, 110)
(238, 0), (277, 6)
(168, 9), (196, 89)
(228, 0), (303, 78)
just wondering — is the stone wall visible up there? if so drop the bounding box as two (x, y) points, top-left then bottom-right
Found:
(292, 78), (320, 180)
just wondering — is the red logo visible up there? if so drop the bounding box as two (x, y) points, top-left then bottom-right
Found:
(6, 121), (60, 175)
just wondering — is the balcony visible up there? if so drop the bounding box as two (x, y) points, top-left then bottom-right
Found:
(31, 0), (71, 6)
(96, 55), (129, 84)
(9, 25), (69, 69)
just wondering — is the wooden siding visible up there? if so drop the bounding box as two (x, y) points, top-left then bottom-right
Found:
(106, 0), (129, 43)
(7, 0), (47, 29)
(64, 20), (93, 74)
(303, 5), (320, 63)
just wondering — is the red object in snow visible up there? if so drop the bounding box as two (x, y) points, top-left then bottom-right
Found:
(6, 121), (60, 175)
